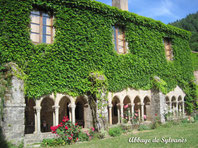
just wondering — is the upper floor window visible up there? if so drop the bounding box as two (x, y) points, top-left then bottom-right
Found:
(113, 26), (128, 54)
(30, 10), (54, 44)
(163, 37), (173, 61)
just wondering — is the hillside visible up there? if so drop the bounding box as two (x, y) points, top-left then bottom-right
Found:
(169, 12), (198, 52)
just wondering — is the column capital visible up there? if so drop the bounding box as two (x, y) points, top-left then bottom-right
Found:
(108, 104), (113, 108)
(52, 105), (60, 109)
(141, 103), (144, 106)
(120, 103), (124, 107)
(70, 104), (76, 108)
(34, 106), (41, 112)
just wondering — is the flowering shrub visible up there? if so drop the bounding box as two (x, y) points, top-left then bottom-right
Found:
(123, 104), (130, 123)
(82, 127), (95, 141)
(132, 110), (139, 124)
(144, 115), (147, 120)
(89, 127), (95, 137)
(50, 116), (81, 145)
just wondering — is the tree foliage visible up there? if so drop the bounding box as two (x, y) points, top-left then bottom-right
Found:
(170, 12), (198, 51)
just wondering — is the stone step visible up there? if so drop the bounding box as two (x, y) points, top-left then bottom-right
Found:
(24, 133), (57, 147)
(25, 143), (41, 148)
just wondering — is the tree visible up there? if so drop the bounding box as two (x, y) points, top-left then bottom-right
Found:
(169, 12), (198, 51)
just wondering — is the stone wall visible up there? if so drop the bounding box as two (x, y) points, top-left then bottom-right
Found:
(194, 71), (198, 84)
(151, 89), (166, 123)
(1, 63), (25, 145)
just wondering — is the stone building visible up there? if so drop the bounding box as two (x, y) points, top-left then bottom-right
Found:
(0, 0), (192, 146)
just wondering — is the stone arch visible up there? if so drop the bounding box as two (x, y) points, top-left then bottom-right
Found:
(165, 96), (170, 111)
(59, 96), (71, 123)
(134, 96), (141, 111)
(123, 96), (131, 121)
(112, 96), (120, 124)
(41, 97), (54, 132)
(143, 96), (151, 121)
(178, 96), (182, 102)
(165, 96), (170, 102)
(25, 98), (35, 134)
(75, 96), (88, 128)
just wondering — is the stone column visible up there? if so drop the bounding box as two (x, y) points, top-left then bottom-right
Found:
(120, 103), (124, 124)
(141, 103), (144, 122)
(68, 104), (72, 121)
(179, 104), (182, 116)
(138, 105), (141, 121)
(170, 101), (172, 113)
(71, 104), (76, 124)
(128, 107), (130, 121)
(53, 105), (60, 125)
(108, 104), (113, 125)
(117, 104), (120, 124)
(131, 104), (134, 119)
(182, 101), (185, 117)
(53, 112), (55, 126)
(168, 102), (171, 112)
(34, 108), (38, 133)
(34, 106), (41, 133)
(176, 101), (178, 117)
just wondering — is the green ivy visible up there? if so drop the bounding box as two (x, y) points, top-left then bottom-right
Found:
(0, 0), (195, 112)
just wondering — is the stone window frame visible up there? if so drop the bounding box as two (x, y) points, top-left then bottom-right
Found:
(163, 37), (173, 61)
(113, 25), (128, 54)
(30, 10), (55, 44)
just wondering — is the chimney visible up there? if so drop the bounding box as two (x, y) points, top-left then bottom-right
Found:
(112, 0), (128, 11)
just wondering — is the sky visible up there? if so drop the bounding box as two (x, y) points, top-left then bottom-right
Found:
(96, 0), (198, 24)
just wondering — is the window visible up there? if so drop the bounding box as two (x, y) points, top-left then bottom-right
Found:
(30, 10), (54, 44)
(113, 26), (128, 54)
(164, 37), (173, 61)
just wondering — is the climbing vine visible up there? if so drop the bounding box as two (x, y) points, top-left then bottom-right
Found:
(0, 0), (195, 112)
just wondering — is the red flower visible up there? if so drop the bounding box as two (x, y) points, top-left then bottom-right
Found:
(62, 116), (69, 122)
(68, 137), (72, 140)
(71, 134), (73, 137)
(124, 104), (128, 109)
(155, 113), (157, 116)
(91, 127), (95, 132)
(75, 123), (78, 126)
(65, 126), (68, 130)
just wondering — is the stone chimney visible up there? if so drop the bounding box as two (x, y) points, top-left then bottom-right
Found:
(112, 0), (128, 11)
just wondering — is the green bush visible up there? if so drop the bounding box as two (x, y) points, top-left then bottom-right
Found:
(181, 118), (189, 123)
(97, 129), (108, 139)
(161, 122), (174, 128)
(78, 132), (89, 142)
(42, 138), (65, 147)
(193, 114), (198, 121)
(138, 124), (151, 131)
(151, 122), (161, 129)
(108, 126), (122, 137)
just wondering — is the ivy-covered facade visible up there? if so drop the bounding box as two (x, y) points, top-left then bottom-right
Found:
(0, 0), (195, 145)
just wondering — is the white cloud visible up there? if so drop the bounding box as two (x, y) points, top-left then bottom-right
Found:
(130, 0), (180, 21)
